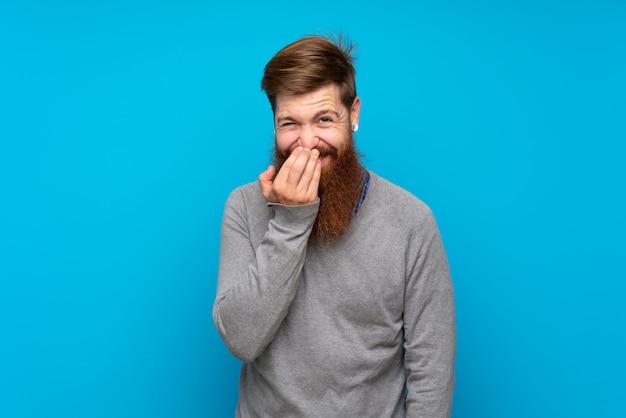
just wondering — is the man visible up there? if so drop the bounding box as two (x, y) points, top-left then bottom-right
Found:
(213, 34), (455, 417)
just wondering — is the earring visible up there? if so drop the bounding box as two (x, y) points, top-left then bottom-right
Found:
(352, 124), (359, 132)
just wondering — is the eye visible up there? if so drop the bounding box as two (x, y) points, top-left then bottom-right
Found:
(320, 117), (332, 124)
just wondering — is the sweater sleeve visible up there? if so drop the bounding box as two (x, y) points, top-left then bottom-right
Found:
(404, 209), (456, 417)
(213, 187), (319, 362)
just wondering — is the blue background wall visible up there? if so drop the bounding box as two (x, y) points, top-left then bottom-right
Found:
(1, 1), (624, 417)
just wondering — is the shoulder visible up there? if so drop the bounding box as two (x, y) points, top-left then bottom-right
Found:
(368, 172), (434, 221)
(365, 173), (445, 258)
(225, 181), (265, 210)
(221, 181), (270, 230)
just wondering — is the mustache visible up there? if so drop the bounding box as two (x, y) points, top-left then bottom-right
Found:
(274, 145), (338, 167)
(315, 146), (338, 159)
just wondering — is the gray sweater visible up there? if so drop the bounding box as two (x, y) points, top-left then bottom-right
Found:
(213, 172), (455, 417)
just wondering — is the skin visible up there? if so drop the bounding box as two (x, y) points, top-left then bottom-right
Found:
(258, 84), (361, 206)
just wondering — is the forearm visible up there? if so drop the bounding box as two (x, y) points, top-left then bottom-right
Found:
(213, 198), (318, 362)
(404, 212), (456, 417)
(404, 299), (456, 418)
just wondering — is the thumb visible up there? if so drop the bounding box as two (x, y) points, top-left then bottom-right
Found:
(258, 165), (276, 199)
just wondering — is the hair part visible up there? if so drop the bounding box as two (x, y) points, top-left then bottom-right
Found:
(261, 33), (357, 112)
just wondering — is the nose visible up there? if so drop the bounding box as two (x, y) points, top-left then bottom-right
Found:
(297, 126), (320, 149)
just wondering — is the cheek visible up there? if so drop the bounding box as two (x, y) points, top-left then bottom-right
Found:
(325, 128), (351, 150)
(275, 132), (298, 153)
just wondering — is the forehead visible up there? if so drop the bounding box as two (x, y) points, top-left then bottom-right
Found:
(275, 84), (346, 119)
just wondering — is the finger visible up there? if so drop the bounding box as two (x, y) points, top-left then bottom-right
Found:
(285, 147), (313, 186)
(306, 158), (322, 199)
(259, 164), (275, 183)
(258, 165), (276, 200)
(297, 148), (320, 191)
(274, 146), (302, 185)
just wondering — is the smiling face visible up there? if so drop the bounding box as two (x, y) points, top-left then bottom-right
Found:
(271, 84), (365, 245)
(274, 84), (361, 170)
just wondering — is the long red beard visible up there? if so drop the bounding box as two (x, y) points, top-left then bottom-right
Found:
(273, 139), (365, 245)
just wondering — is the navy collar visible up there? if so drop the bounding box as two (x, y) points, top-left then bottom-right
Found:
(352, 170), (370, 217)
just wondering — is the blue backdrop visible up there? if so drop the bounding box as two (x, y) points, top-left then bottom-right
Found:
(1, 1), (624, 417)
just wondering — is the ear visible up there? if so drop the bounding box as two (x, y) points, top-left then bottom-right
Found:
(350, 96), (361, 127)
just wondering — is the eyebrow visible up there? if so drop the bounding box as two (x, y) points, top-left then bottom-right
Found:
(276, 109), (340, 124)
(275, 114), (294, 124)
(313, 109), (340, 120)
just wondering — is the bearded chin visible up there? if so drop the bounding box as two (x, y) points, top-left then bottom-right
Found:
(273, 138), (365, 246)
